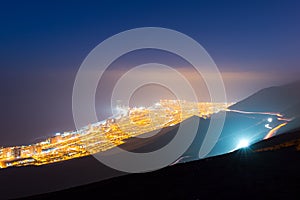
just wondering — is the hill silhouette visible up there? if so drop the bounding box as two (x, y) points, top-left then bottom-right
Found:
(24, 129), (300, 200)
(230, 81), (300, 117)
(230, 80), (300, 137)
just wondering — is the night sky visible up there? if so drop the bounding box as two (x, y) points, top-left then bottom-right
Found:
(1, 0), (299, 146)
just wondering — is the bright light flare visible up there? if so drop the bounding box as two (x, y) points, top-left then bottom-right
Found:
(236, 139), (250, 149)
(267, 118), (273, 123)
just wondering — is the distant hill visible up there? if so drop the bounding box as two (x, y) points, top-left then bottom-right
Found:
(230, 81), (300, 135)
(24, 130), (300, 200)
(230, 81), (300, 118)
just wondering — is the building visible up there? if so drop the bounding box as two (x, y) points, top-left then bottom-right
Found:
(1, 147), (12, 158)
(0, 161), (5, 168)
(12, 147), (21, 159)
(34, 145), (42, 154)
(50, 135), (62, 144)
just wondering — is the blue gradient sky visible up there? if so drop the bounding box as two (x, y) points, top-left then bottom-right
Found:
(0, 0), (300, 145)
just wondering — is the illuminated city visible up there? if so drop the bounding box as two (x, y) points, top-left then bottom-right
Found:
(0, 100), (232, 169)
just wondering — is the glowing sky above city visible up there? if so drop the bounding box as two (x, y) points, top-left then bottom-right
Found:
(0, 0), (300, 146)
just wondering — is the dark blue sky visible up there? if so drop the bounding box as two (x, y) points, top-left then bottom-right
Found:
(0, 0), (300, 146)
(1, 0), (300, 72)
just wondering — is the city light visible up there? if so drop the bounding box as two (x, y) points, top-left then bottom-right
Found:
(0, 100), (233, 169)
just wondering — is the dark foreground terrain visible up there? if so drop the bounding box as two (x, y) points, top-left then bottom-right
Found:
(25, 130), (300, 200)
